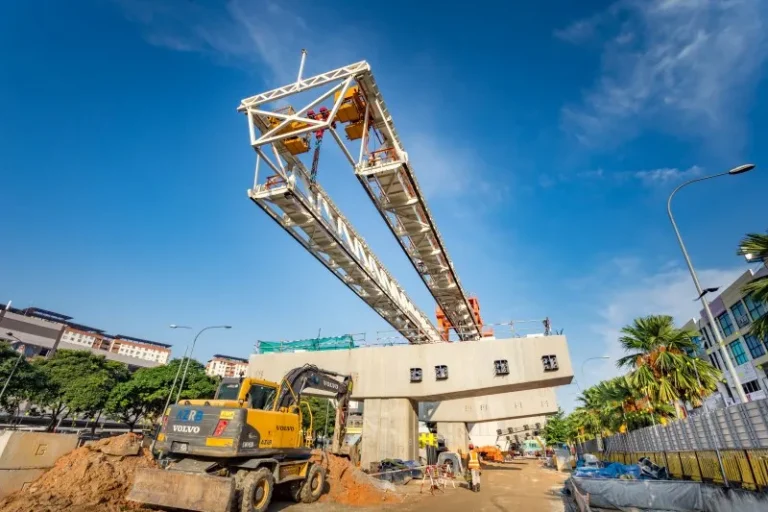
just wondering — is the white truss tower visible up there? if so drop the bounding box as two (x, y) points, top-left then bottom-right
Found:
(239, 55), (480, 342)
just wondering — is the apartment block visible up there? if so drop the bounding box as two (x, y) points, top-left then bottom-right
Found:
(0, 304), (170, 368)
(206, 354), (248, 378)
(111, 335), (171, 364)
(683, 267), (768, 403)
(60, 324), (105, 348)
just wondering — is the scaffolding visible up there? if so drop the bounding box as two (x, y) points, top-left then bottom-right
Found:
(257, 335), (358, 353)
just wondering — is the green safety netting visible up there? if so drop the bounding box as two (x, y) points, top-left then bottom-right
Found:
(257, 335), (356, 353)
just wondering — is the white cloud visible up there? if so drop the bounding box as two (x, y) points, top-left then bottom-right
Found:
(541, 164), (703, 188)
(406, 132), (507, 202)
(117, 1), (495, 202)
(631, 165), (703, 186)
(577, 168), (605, 180)
(115, 0), (357, 84)
(406, 133), (472, 199)
(554, 16), (601, 44)
(558, 0), (768, 152)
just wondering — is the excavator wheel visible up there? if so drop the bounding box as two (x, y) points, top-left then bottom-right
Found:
(300, 464), (326, 503)
(240, 468), (274, 512)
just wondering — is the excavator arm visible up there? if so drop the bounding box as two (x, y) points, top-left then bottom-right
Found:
(275, 365), (353, 453)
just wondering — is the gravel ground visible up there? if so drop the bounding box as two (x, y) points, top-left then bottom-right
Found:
(274, 458), (571, 512)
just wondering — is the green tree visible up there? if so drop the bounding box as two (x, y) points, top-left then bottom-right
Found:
(569, 375), (677, 440)
(737, 232), (768, 340)
(541, 408), (572, 445)
(175, 359), (218, 402)
(32, 350), (129, 430)
(0, 344), (46, 413)
(104, 380), (149, 431)
(565, 314), (722, 439)
(300, 397), (336, 438)
(106, 358), (217, 428)
(617, 315), (720, 412)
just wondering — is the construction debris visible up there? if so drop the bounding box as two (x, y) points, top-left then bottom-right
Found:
(0, 436), (407, 511)
(0, 434), (155, 512)
(319, 453), (399, 506)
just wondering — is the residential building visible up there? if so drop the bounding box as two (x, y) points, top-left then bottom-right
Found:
(0, 306), (69, 358)
(206, 354), (248, 378)
(682, 267), (768, 403)
(111, 335), (171, 364)
(60, 324), (105, 348)
(0, 303), (170, 368)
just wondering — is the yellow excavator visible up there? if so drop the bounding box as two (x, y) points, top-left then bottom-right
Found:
(127, 364), (353, 512)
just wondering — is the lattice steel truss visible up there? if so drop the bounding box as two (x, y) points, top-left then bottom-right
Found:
(239, 54), (481, 342)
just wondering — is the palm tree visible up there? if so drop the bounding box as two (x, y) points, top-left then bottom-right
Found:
(569, 376), (675, 438)
(737, 232), (768, 340)
(617, 315), (721, 414)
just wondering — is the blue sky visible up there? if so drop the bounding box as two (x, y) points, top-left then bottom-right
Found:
(2, 0), (767, 411)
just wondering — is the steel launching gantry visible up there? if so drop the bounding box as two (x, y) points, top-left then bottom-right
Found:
(239, 51), (486, 343)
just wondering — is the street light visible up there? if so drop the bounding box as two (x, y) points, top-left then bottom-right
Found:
(149, 325), (196, 454)
(0, 333), (26, 405)
(574, 356), (610, 391)
(667, 163), (755, 403)
(176, 325), (232, 402)
(160, 325), (192, 418)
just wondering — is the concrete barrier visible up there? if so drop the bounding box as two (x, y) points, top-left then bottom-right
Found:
(0, 431), (78, 498)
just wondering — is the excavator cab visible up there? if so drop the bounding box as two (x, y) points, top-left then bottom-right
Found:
(212, 377), (278, 411)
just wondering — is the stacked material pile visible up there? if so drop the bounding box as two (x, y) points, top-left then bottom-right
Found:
(0, 434), (153, 512)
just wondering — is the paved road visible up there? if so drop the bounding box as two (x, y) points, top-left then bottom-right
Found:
(276, 459), (570, 512)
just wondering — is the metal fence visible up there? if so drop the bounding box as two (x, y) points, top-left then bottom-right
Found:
(579, 398), (768, 491)
(591, 399), (768, 453)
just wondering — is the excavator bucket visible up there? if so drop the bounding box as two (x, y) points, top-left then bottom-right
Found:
(127, 468), (235, 512)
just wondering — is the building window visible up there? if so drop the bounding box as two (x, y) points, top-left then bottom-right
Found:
(744, 334), (766, 359)
(718, 312), (735, 337)
(745, 294), (767, 321)
(688, 336), (702, 357)
(731, 301), (751, 329)
(742, 380), (761, 394)
(729, 340), (748, 365)
(708, 353), (722, 371)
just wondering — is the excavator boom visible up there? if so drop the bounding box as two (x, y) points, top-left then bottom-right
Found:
(275, 364), (353, 453)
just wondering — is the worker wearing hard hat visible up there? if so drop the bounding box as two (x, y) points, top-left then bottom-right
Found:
(468, 444), (481, 492)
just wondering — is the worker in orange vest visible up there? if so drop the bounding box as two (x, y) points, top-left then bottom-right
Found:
(468, 443), (481, 492)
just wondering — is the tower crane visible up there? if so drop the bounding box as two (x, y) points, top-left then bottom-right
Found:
(238, 51), (492, 343)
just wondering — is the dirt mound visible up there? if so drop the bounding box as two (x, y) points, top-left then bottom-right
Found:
(319, 454), (398, 507)
(0, 433), (155, 512)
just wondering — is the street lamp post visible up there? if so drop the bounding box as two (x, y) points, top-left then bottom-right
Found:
(161, 325), (192, 417)
(175, 325), (232, 402)
(0, 333), (26, 405)
(667, 163), (755, 404)
(150, 326), (195, 455)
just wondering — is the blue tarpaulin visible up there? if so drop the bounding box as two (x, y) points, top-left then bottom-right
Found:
(573, 462), (642, 480)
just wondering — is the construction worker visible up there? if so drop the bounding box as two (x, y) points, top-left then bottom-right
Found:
(467, 443), (481, 492)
